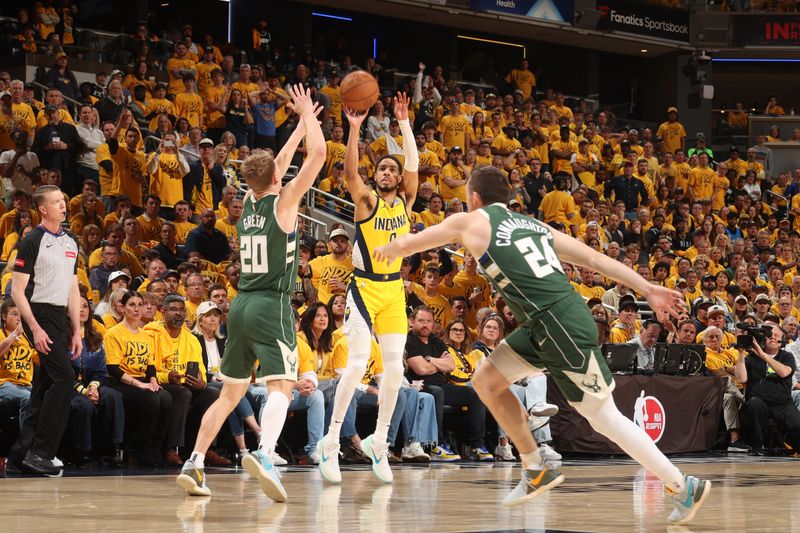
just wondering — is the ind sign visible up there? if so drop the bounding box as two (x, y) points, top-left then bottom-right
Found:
(733, 16), (800, 46)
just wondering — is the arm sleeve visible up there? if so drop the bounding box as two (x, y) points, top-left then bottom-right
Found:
(399, 119), (418, 172)
(107, 364), (122, 382)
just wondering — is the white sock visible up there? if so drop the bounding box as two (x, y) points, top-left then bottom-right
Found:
(573, 395), (685, 493)
(327, 331), (371, 441)
(259, 390), (290, 454)
(374, 334), (406, 445)
(520, 450), (542, 469)
(190, 451), (205, 468)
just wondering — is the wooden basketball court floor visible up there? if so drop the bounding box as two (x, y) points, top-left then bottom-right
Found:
(1, 454), (798, 533)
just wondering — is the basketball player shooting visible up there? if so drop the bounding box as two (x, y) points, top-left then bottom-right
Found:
(373, 166), (710, 525)
(317, 92), (419, 485)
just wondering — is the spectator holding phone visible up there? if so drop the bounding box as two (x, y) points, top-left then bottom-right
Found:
(146, 294), (226, 466)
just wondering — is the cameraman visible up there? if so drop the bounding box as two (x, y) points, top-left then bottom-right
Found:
(734, 324), (800, 455)
(702, 327), (748, 452)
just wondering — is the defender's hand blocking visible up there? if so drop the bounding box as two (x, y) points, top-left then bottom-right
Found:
(645, 285), (687, 323)
(373, 241), (400, 266)
(286, 84), (316, 116)
(393, 92), (411, 121)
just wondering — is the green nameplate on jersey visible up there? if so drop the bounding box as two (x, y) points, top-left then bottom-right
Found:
(478, 203), (574, 320)
(237, 194), (298, 293)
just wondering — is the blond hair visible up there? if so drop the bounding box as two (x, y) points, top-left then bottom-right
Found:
(240, 150), (276, 192)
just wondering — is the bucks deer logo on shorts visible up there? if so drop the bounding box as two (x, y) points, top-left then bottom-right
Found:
(581, 374), (601, 394)
(344, 306), (351, 321)
(287, 352), (297, 374)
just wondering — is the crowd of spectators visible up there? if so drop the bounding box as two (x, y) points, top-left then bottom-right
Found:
(0, 6), (799, 471)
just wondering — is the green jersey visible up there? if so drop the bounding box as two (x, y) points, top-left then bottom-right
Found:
(477, 203), (574, 321)
(236, 193), (298, 293)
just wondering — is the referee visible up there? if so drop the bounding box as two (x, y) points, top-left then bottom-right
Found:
(8, 184), (82, 475)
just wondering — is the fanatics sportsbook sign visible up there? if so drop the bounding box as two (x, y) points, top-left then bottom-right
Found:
(597, 0), (689, 42)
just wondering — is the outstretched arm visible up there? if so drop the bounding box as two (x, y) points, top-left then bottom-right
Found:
(272, 108), (315, 179)
(343, 108), (373, 206)
(395, 92), (419, 211)
(373, 211), (490, 266)
(276, 85), (326, 231)
(550, 229), (685, 321)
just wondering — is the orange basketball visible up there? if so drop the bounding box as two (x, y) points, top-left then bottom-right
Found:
(340, 71), (379, 112)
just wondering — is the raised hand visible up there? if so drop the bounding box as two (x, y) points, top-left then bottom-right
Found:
(287, 84), (315, 116)
(393, 92), (410, 121)
(344, 107), (367, 128)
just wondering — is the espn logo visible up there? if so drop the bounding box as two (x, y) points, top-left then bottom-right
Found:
(14, 259), (24, 267)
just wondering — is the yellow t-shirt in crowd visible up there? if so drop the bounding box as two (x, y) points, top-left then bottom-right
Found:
(308, 253), (354, 306)
(104, 323), (155, 379)
(0, 329), (36, 386)
(145, 321), (206, 385)
(656, 121), (686, 155)
(439, 163), (467, 204)
(411, 283), (452, 332)
(175, 92), (204, 128)
(438, 115), (470, 150)
(539, 190), (576, 226)
(688, 166), (715, 200)
(110, 144), (146, 207)
(147, 152), (185, 209)
(320, 85), (343, 125)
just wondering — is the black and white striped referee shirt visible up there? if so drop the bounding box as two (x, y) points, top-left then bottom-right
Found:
(13, 226), (78, 306)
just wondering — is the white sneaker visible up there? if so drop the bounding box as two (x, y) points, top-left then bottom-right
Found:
(270, 450), (288, 466)
(242, 450), (288, 503)
(52, 456), (64, 468)
(538, 443), (562, 462)
(494, 443), (516, 462)
(400, 442), (430, 463)
(530, 403), (559, 417)
(317, 434), (342, 484)
(527, 414), (550, 432)
(361, 434), (393, 484)
(308, 449), (321, 465)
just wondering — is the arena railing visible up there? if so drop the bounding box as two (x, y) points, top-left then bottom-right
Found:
(306, 187), (356, 220)
(30, 80), (82, 112)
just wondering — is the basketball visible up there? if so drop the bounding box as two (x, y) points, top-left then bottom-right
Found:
(340, 71), (379, 112)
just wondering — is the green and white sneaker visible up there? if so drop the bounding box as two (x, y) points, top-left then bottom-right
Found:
(177, 459), (212, 496)
(502, 465), (564, 507)
(242, 450), (288, 503)
(361, 434), (393, 484)
(667, 475), (711, 525)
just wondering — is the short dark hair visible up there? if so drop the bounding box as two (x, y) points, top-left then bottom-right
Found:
(161, 293), (186, 309)
(410, 305), (434, 320)
(468, 166), (512, 205)
(120, 290), (143, 306)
